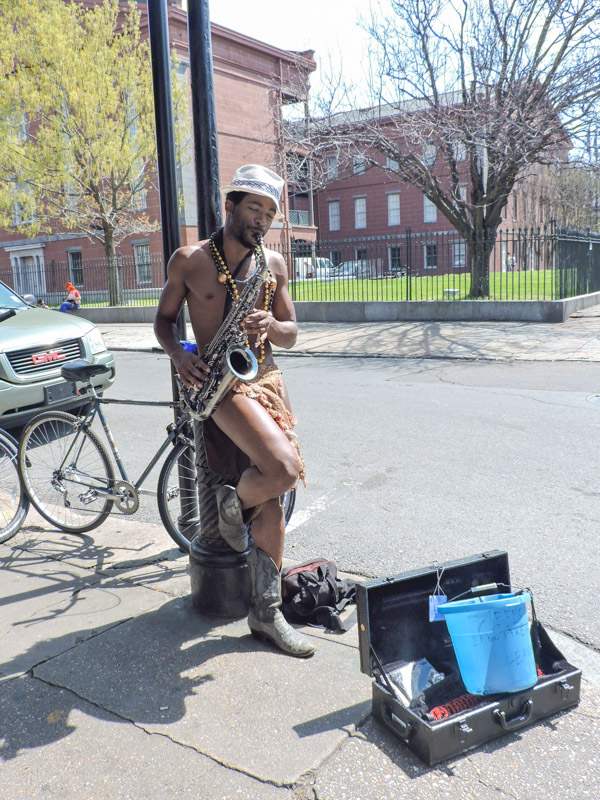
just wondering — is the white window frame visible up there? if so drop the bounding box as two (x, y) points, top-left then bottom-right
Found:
(11, 181), (35, 227)
(423, 143), (436, 166)
(388, 245), (403, 271)
(386, 155), (399, 170)
(354, 196), (367, 229)
(453, 241), (466, 269)
(326, 156), (338, 180)
(328, 200), (340, 231)
(453, 140), (466, 161)
(67, 249), (84, 285)
(353, 156), (366, 175)
(133, 242), (152, 285)
(387, 192), (400, 226)
(424, 243), (438, 270)
(423, 196), (437, 223)
(131, 162), (148, 211)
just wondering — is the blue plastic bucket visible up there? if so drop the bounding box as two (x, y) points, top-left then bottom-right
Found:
(437, 592), (537, 695)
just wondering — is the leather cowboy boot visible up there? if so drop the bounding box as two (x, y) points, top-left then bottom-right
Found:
(215, 484), (248, 552)
(247, 547), (315, 658)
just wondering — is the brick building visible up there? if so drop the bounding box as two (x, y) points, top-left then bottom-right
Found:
(0, 1), (315, 300)
(307, 102), (568, 277)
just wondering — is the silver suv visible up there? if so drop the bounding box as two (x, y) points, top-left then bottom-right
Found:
(0, 281), (115, 430)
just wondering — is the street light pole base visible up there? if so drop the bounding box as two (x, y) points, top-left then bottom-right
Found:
(189, 537), (251, 619)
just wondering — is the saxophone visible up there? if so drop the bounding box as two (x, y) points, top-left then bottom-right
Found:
(178, 237), (271, 421)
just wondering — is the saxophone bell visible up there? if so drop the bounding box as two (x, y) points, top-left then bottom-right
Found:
(226, 345), (258, 382)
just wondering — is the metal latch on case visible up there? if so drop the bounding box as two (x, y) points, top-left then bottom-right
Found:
(454, 719), (473, 743)
(557, 679), (574, 699)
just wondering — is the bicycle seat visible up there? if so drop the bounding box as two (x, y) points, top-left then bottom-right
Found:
(60, 360), (111, 382)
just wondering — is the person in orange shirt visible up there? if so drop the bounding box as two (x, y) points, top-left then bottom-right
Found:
(59, 282), (81, 312)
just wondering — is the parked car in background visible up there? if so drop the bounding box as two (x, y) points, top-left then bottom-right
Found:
(389, 264), (409, 277)
(330, 260), (375, 279)
(293, 256), (334, 280)
(0, 281), (115, 431)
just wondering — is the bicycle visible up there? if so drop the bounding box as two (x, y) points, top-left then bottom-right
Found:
(0, 428), (29, 544)
(17, 360), (295, 551)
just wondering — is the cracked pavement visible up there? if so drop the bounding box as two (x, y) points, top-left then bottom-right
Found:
(3, 309), (600, 798)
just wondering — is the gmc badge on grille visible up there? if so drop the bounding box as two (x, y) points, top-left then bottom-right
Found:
(32, 350), (66, 365)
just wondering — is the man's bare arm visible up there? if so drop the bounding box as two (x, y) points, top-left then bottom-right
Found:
(154, 248), (210, 387)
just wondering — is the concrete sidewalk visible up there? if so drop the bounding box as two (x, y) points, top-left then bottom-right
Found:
(3, 510), (599, 800)
(2, 310), (600, 799)
(94, 303), (600, 362)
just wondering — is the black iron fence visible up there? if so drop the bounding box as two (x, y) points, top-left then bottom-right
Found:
(0, 253), (165, 308)
(2, 226), (600, 307)
(286, 225), (600, 302)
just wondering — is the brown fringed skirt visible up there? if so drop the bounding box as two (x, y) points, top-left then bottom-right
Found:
(202, 364), (306, 486)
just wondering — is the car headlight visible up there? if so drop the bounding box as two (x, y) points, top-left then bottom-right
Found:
(84, 327), (108, 355)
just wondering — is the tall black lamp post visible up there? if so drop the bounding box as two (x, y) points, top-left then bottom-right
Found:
(147, 0), (249, 618)
(186, 0), (250, 618)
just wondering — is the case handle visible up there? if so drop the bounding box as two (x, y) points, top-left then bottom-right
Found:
(382, 704), (413, 740)
(493, 698), (533, 731)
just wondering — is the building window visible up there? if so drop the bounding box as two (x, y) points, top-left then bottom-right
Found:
(326, 156), (338, 180)
(453, 140), (466, 161)
(354, 197), (366, 229)
(289, 209), (310, 226)
(459, 184), (468, 203)
(328, 200), (340, 231)
(387, 193), (400, 226)
(356, 247), (368, 261)
(453, 241), (466, 269)
(386, 155), (399, 171)
(330, 249), (342, 266)
(353, 156), (366, 175)
(67, 250), (84, 285)
(423, 143), (436, 166)
(11, 182), (34, 227)
(424, 243), (438, 269)
(65, 182), (79, 215)
(389, 246), (403, 270)
(131, 162), (147, 211)
(133, 242), (152, 284)
(423, 196), (437, 223)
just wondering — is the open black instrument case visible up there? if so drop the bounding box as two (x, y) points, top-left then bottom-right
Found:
(356, 551), (581, 764)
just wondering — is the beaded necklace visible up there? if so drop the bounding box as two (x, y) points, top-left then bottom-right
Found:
(209, 231), (273, 365)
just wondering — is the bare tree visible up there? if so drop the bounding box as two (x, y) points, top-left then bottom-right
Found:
(301, 0), (600, 297)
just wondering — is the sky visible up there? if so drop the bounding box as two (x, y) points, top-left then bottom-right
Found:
(206, 0), (380, 108)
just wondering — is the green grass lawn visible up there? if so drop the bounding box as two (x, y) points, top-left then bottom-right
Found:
(289, 269), (561, 302)
(58, 269), (568, 309)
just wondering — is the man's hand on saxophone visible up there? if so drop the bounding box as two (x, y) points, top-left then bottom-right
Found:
(242, 308), (273, 346)
(172, 347), (210, 389)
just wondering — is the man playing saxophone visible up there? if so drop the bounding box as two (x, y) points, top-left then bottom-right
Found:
(154, 164), (314, 658)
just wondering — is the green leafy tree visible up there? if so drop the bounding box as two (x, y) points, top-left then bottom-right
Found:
(0, 0), (186, 305)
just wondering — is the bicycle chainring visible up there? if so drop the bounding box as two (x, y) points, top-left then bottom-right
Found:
(113, 480), (139, 514)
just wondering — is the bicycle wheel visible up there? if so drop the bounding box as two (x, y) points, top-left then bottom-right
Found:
(18, 411), (115, 533)
(0, 431), (29, 544)
(157, 440), (200, 551)
(157, 439), (297, 552)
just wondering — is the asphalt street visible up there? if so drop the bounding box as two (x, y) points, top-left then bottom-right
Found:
(2, 312), (600, 799)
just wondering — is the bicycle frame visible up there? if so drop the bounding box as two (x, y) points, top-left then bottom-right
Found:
(57, 387), (191, 503)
